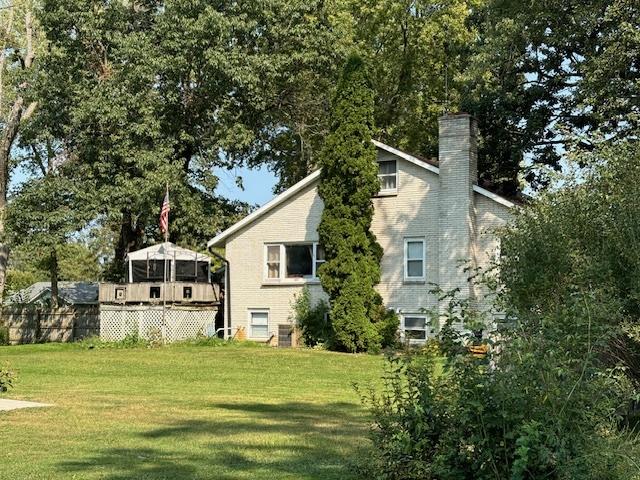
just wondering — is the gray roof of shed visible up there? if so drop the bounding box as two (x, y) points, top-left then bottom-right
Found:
(7, 281), (99, 305)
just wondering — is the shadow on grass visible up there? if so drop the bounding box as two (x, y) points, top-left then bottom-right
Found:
(58, 401), (370, 480)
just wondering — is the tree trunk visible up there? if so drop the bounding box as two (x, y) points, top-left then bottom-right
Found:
(0, 9), (37, 304)
(0, 98), (25, 303)
(50, 247), (59, 309)
(108, 209), (144, 281)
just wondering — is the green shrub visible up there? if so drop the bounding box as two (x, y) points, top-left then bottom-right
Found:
(359, 290), (640, 480)
(290, 287), (331, 347)
(0, 325), (9, 345)
(77, 332), (149, 349)
(370, 302), (399, 350)
(499, 139), (640, 382)
(0, 364), (16, 392)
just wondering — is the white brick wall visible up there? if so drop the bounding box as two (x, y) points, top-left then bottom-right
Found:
(371, 151), (441, 313)
(225, 183), (327, 340)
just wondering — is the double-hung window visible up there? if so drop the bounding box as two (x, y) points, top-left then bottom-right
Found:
(404, 238), (426, 281)
(377, 160), (397, 193)
(403, 315), (429, 343)
(265, 243), (325, 282)
(249, 310), (269, 338)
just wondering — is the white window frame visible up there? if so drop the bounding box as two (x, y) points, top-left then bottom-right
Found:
(377, 159), (398, 194)
(404, 237), (426, 281)
(264, 242), (324, 283)
(312, 243), (325, 278)
(248, 309), (270, 339)
(402, 314), (429, 344)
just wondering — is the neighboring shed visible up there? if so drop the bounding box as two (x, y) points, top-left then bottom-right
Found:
(6, 281), (98, 306)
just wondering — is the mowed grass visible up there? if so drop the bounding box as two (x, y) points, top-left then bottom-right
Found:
(0, 343), (384, 480)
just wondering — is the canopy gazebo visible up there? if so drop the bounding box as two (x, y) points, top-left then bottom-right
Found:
(126, 242), (211, 284)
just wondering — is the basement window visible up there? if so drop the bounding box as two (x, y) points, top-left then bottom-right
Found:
(183, 286), (192, 299)
(403, 315), (428, 343)
(150, 286), (161, 299)
(249, 310), (269, 338)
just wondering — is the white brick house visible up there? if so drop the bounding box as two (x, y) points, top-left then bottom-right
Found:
(208, 114), (516, 344)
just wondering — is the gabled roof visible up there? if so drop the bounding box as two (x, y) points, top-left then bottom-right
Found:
(373, 140), (440, 174)
(128, 242), (210, 262)
(207, 170), (321, 247)
(208, 141), (517, 247)
(7, 281), (98, 305)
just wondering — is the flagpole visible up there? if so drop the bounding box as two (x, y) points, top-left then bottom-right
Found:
(162, 183), (169, 342)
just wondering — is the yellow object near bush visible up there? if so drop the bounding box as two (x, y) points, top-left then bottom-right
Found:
(468, 344), (489, 357)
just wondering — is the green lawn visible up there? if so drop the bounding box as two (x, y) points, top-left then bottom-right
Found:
(0, 343), (383, 480)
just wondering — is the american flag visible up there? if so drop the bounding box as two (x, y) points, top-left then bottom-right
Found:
(160, 189), (170, 236)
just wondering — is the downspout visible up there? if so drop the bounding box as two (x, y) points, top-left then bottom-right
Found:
(208, 247), (231, 339)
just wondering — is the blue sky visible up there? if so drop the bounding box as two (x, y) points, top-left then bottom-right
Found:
(213, 165), (277, 206)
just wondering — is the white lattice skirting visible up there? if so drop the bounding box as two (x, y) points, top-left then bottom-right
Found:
(99, 306), (218, 342)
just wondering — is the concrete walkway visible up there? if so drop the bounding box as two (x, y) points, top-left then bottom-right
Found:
(0, 398), (52, 411)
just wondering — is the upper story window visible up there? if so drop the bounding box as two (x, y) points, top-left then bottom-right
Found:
(377, 160), (397, 193)
(404, 238), (425, 281)
(265, 243), (324, 282)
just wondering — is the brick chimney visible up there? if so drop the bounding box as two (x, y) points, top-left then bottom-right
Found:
(438, 113), (478, 305)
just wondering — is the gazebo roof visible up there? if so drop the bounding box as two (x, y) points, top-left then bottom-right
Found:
(127, 242), (210, 262)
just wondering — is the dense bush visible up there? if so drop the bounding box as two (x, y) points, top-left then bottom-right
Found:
(291, 287), (398, 350)
(0, 325), (9, 345)
(0, 364), (16, 392)
(359, 292), (640, 480)
(290, 287), (331, 347)
(369, 301), (400, 351)
(500, 138), (640, 381)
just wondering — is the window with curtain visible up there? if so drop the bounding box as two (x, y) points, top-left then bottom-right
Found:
(377, 160), (397, 192)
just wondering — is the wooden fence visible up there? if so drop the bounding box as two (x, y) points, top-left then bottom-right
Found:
(0, 306), (100, 344)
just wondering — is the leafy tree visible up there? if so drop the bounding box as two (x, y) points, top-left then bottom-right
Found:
(317, 54), (394, 353)
(33, 0), (342, 279)
(499, 135), (640, 381)
(5, 242), (100, 298)
(346, 0), (479, 162)
(6, 172), (91, 307)
(269, 0), (480, 192)
(460, 0), (640, 194)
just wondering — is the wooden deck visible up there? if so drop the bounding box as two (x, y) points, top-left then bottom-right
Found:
(99, 282), (220, 305)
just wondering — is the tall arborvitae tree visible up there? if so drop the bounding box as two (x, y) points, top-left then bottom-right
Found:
(317, 54), (388, 353)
